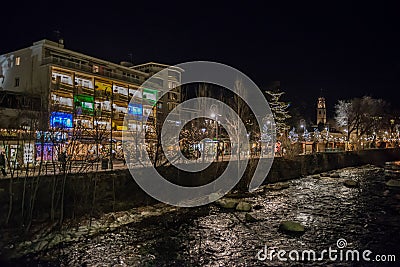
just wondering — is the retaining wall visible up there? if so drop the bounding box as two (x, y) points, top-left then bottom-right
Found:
(0, 148), (399, 226)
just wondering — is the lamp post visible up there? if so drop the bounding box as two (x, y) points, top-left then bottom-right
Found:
(201, 128), (206, 163)
(299, 119), (306, 137)
(106, 87), (114, 170)
(246, 133), (250, 158)
(300, 119), (306, 154)
(299, 125), (304, 154)
(210, 112), (217, 160)
(210, 104), (222, 161)
(265, 120), (271, 157)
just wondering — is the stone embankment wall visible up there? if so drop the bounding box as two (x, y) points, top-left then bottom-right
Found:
(0, 148), (399, 226)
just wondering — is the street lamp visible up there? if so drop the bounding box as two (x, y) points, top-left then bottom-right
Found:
(299, 119), (306, 137)
(201, 128), (206, 162)
(299, 119), (306, 154)
(343, 128), (349, 150)
(210, 104), (223, 161)
(325, 126), (329, 140)
(105, 88), (114, 170)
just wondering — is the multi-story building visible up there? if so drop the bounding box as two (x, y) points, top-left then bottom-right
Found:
(0, 39), (182, 164)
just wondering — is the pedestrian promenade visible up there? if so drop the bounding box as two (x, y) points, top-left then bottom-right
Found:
(0, 152), (273, 179)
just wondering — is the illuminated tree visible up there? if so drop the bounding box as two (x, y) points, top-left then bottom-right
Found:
(335, 96), (387, 149)
(264, 90), (291, 136)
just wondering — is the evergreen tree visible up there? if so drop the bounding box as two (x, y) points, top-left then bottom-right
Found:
(265, 90), (291, 136)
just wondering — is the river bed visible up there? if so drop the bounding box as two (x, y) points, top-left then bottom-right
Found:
(10, 165), (400, 266)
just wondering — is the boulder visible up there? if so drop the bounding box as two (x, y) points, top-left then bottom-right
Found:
(310, 174), (321, 179)
(330, 172), (341, 178)
(343, 179), (359, 188)
(386, 179), (400, 188)
(264, 182), (290, 190)
(236, 201), (252, 212)
(245, 212), (258, 222)
(279, 221), (305, 234)
(215, 198), (240, 209)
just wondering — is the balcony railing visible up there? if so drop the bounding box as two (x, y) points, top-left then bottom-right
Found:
(78, 86), (94, 96)
(51, 82), (74, 93)
(52, 103), (73, 113)
(42, 56), (144, 85)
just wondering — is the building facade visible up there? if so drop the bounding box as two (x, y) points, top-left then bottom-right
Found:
(0, 39), (181, 165)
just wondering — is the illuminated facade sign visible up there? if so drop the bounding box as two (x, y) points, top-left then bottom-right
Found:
(24, 143), (34, 164)
(37, 131), (68, 142)
(35, 144), (54, 161)
(95, 79), (112, 95)
(74, 95), (94, 115)
(143, 88), (158, 104)
(50, 112), (73, 128)
(128, 103), (143, 117)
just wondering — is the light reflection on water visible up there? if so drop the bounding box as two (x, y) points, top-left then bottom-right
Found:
(19, 165), (400, 266)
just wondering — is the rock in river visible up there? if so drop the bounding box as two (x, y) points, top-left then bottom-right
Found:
(310, 174), (321, 179)
(236, 201), (252, 212)
(330, 172), (341, 178)
(215, 198), (240, 209)
(279, 221), (305, 234)
(343, 179), (359, 188)
(386, 179), (400, 188)
(245, 213), (258, 222)
(264, 182), (290, 190)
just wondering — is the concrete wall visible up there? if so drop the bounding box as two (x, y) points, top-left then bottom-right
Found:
(0, 148), (399, 226)
(266, 148), (400, 183)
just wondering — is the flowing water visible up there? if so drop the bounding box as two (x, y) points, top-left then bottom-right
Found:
(12, 165), (400, 266)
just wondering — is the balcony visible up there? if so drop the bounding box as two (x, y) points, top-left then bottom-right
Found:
(76, 86), (94, 96)
(110, 112), (125, 121)
(51, 103), (73, 113)
(43, 56), (144, 85)
(96, 110), (111, 119)
(113, 94), (128, 103)
(51, 81), (73, 93)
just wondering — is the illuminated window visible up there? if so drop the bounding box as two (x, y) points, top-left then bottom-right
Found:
(169, 92), (177, 101)
(15, 78), (20, 87)
(93, 65), (99, 73)
(15, 56), (21, 66)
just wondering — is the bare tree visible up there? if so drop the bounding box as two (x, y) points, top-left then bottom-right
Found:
(335, 96), (387, 150)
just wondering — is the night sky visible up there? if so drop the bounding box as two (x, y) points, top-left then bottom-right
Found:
(2, 1), (399, 120)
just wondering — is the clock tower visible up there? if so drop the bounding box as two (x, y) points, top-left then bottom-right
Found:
(317, 97), (326, 125)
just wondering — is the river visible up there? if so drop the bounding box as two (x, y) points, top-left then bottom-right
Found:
(11, 164), (400, 266)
